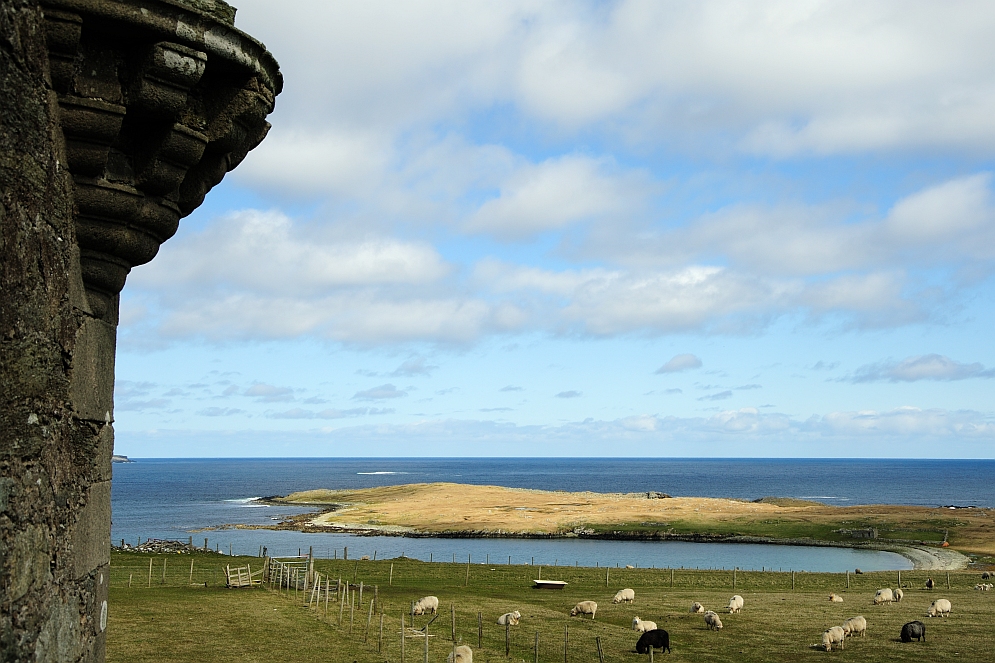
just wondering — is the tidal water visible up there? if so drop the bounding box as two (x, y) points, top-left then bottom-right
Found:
(112, 458), (994, 571)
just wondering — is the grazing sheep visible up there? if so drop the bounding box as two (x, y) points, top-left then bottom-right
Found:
(625, 564), (635, 569)
(613, 588), (635, 604)
(570, 601), (597, 620)
(926, 598), (951, 618)
(412, 596), (439, 616)
(841, 616), (866, 638)
(982, 571), (993, 580)
(854, 568), (863, 574)
(703, 611), (723, 631)
(828, 593), (844, 603)
(447, 644), (473, 663)
(900, 620), (926, 642)
(496, 611), (520, 626)
(872, 588), (894, 605)
(635, 629), (671, 654)
(690, 602), (705, 614)
(925, 577), (935, 590)
(632, 617), (657, 633)
(974, 583), (993, 591)
(726, 595), (744, 613)
(894, 588), (904, 602)
(822, 626), (846, 652)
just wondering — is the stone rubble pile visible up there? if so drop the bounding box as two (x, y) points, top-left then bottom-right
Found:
(115, 539), (224, 554)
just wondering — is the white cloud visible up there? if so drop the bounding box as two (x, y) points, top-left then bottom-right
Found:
(465, 155), (651, 238)
(132, 210), (450, 295)
(885, 173), (995, 247)
(656, 353), (702, 373)
(232, 1), (995, 160)
(391, 357), (438, 377)
(850, 355), (995, 383)
(244, 384), (295, 402)
(115, 406), (995, 458)
(236, 128), (392, 197)
(353, 384), (408, 400)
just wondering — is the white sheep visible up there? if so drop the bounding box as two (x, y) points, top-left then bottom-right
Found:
(727, 594), (744, 613)
(703, 610), (723, 630)
(447, 644), (473, 663)
(612, 588), (635, 604)
(822, 626), (846, 651)
(841, 615), (866, 638)
(570, 601), (597, 620)
(872, 588), (894, 605)
(894, 588), (904, 602)
(973, 583), (993, 591)
(690, 602), (705, 614)
(828, 593), (844, 603)
(926, 598), (951, 618)
(412, 596), (439, 615)
(496, 611), (520, 626)
(631, 617), (657, 633)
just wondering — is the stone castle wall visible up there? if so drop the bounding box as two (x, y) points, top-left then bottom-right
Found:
(1, 1), (279, 659)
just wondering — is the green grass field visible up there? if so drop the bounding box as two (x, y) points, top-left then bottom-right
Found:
(108, 551), (995, 662)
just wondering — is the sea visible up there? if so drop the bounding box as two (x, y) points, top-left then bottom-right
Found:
(111, 458), (995, 572)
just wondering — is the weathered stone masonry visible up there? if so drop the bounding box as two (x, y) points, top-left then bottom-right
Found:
(1, 1), (279, 660)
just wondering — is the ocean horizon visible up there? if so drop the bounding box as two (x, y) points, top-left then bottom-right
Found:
(110, 457), (990, 570)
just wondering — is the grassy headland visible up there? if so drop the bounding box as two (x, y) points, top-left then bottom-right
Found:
(264, 482), (995, 565)
(108, 550), (995, 662)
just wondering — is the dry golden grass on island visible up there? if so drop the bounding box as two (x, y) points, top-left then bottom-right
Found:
(269, 482), (995, 564)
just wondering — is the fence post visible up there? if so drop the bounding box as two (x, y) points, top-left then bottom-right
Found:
(379, 613), (384, 652)
(148, 557), (152, 587)
(596, 636), (605, 663)
(506, 621), (510, 657)
(946, 572), (950, 589)
(401, 614), (405, 663)
(350, 588), (355, 635)
(366, 597), (374, 642)
(389, 563), (394, 586)
(898, 570), (902, 587)
(465, 554), (471, 586)
(791, 571), (795, 590)
(161, 558), (166, 585)
(846, 570), (849, 589)
(670, 568), (674, 588)
(733, 567), (737, 589)
(563, 624), (568, 663)
(451, 603), (456, 642)
(534, 631), (539, 663)
(189, 559), (194, 583)
(424, 620), (429, 663)
(606, 567), (609, 587)
(478, 612), (482, 650)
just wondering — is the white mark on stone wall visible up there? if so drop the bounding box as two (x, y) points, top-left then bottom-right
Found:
(175, 20), (199, 44)
(100, 601), (107, 631)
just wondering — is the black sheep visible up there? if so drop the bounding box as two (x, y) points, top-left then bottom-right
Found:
(636, 629), (671, 654)
(900, 620), (926, 642)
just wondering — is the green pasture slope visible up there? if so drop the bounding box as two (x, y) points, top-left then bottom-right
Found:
(108, 551), (995, 662)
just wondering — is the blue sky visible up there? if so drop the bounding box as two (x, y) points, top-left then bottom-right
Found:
(114, 1), (995, 458)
